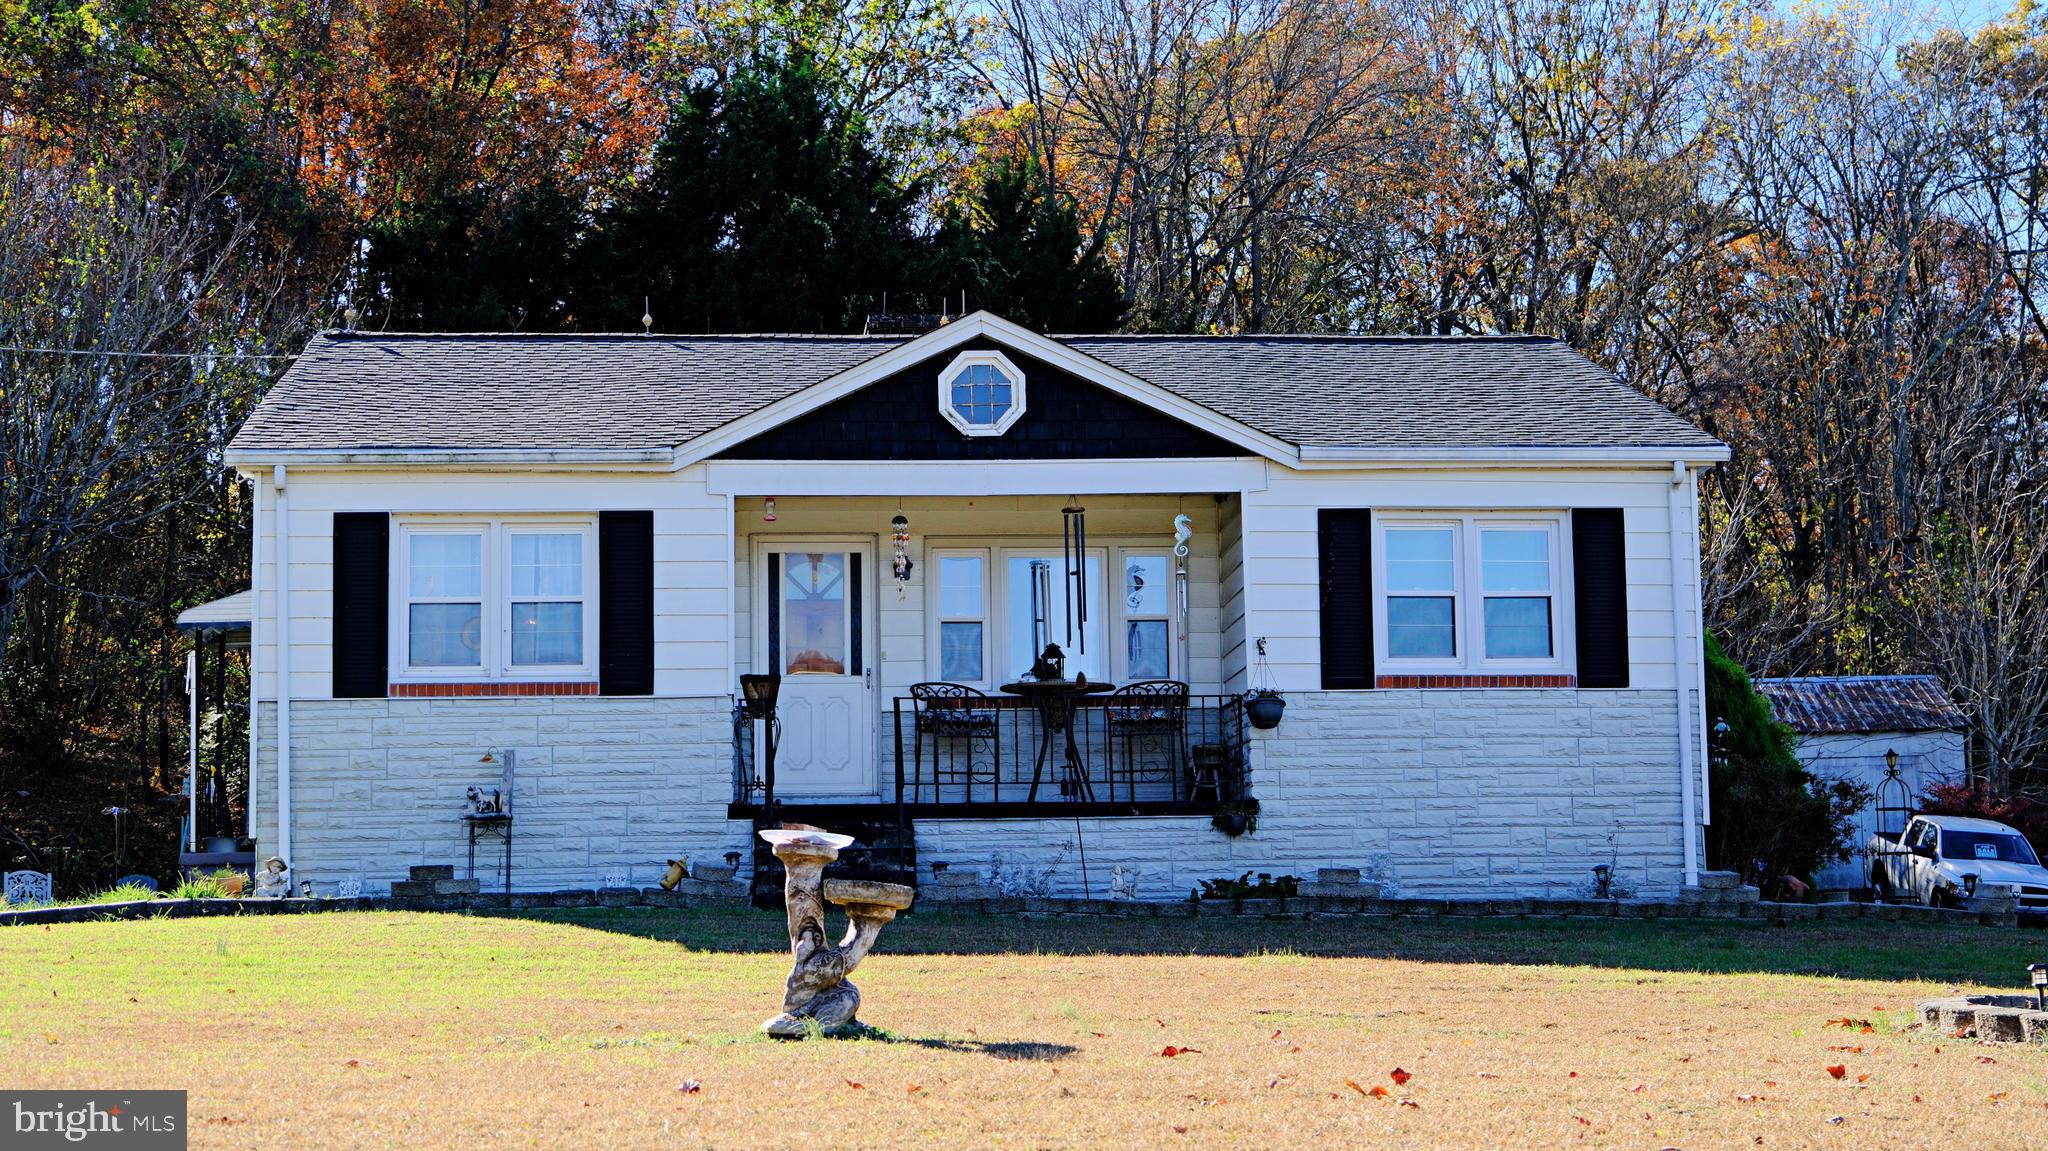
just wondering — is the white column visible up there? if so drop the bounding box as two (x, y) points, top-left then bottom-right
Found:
(1668, 460), (1699, 885)
(186, 648), (199, 852)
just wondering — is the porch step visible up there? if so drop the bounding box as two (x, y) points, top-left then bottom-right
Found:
(409, 865), (456, 882)
(750, 806), (917, 911)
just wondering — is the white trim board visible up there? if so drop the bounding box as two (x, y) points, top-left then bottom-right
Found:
(703, 458), (1271, 497)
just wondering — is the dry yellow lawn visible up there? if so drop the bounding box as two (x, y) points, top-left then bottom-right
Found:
(3, 907), (2046, 1148)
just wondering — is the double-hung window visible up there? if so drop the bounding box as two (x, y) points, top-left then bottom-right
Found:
(1373, 514), (1567, 673)
(928, 542), (1174, 686)
(395, 519), (597, 680)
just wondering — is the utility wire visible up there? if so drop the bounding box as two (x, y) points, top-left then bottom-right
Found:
(0, 344), (300, 361)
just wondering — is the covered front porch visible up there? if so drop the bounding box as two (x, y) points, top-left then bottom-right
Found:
(718, 488), (1253, 821)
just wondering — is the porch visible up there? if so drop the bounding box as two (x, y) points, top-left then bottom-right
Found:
(719, 491), (1251, 821)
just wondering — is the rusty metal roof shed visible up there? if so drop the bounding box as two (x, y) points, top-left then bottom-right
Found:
(1754, 675), (1965, 736)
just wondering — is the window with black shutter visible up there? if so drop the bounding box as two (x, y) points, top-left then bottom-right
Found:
(1571, 508), (1629, 688)
(332, 512), (390, 698)
(1317, 508), (1373, 689)
(598, 511), (655, 695)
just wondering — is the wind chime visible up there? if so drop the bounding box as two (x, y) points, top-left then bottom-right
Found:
(1061, 501), (1088, 654)
(890, 510), (913, 600)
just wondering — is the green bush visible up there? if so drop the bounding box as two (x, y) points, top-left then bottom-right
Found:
(167, 870), (241, 900)
(82, 882), (158, 904)
(1703, 633), (1868, 888)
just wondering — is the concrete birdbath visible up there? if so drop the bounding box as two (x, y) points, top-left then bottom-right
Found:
(759, 828), (915, 1038)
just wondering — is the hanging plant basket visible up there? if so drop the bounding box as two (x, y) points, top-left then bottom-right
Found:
(1243, 638), (1285, 729)
(1245, 691), (1286, 730)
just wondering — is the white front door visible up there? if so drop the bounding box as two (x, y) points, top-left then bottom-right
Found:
(757, 542), (875, 796)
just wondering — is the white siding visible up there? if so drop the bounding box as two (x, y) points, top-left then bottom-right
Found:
(1237, 466), (1692, 691)
(245, 467), (733, 701)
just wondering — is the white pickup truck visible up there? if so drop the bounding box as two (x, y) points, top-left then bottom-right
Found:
(1868, 814), (2048, 917)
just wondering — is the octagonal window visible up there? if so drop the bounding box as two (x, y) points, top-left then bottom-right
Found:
(938, 352), (1026, 436)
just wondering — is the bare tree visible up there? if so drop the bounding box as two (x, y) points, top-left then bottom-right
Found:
(0, 149), (289, 680)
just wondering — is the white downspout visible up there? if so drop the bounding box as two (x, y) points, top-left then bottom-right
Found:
(246, 476), (260, 841)
(1691, 467), (1712, 828)
(186, 648), (199, 852)
(1669, 460), (1699, 886)
(273, 464), (293, 868)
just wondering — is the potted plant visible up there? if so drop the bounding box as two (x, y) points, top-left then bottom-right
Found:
(1243, 637), (1286, 729)
(1212, 796), (1260, 838)
(1244, 689), (1286, 730)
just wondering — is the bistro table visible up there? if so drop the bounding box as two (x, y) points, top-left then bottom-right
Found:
(1000, 678), (1117, 801)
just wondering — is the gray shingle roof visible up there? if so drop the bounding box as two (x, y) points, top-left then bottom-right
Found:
(1755, 676), (1966, 735)
(228, 329), (1723, 454)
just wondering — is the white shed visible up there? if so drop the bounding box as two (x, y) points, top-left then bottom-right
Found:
(1754, 675), (1968, 891)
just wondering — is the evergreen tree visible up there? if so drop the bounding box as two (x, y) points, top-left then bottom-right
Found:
(931, 159), (1125, 332)
(574, 51), (920, 332)
(359, 182), (582, 331)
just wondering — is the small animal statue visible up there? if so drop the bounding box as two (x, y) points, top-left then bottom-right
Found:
(253, 856), (292, 899)
(661, 858), (689, 890)
(466, 786), (502, 815)
(1110, 865), (1141, 901)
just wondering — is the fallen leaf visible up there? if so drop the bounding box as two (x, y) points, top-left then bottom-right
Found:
(1172, 1125), (1188, 1135)
(42, 1034), (57, 1045)
(1827, 1116), (1845, 1126)
(344, 1059), (360, 1068)
(1573, 1116), (1591, 1126)
(1826, 1065), (1847, 1080)
(906, 1084), (921, 1095)
(1390, 1067), (1413, 1085)
(1977, 1056), (1998, 1064)
(676, 1081), (701, 1095)
(1568, 1071), (1579, 1078)
(845, 1080), (864, 1090)
(1629, 1084), (1646, 1093)
(1271, 1029), (1282, 1039)
(1827, 1045), (1863, 1053)
(1990, 1092), (2008, 1102)
(1398, 1098), (1420, 1109)
(1091, 1032), (1106, 1038)
(1160, 1046), (1200, 1057)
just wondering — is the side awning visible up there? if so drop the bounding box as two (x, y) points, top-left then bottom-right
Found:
(177, 590), (253, 644)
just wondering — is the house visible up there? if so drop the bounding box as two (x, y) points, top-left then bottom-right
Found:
(1755, 675), (1968, 891)
(213, 311), (1729, 899)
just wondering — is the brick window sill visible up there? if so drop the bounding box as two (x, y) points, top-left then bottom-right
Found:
(1375, 674), (1576, 689)
(389, 682), (599, 698)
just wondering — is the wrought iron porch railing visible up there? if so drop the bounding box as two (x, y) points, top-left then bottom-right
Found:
(892, 692), (1249, 809)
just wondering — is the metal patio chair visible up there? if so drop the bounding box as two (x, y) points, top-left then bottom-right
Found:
(909, 682), (1001, 803)
(1104, 680), (1191, 802)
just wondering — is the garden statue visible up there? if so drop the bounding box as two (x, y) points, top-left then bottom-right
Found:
(1110, 864), (1141, 900)
(253, 856), (292, 899)
(759, 826), (914, 1038)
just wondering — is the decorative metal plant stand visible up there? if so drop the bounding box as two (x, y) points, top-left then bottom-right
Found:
(759, 828), (914, 1038)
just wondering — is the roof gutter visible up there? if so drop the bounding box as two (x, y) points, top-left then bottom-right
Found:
(224, 447), (676, 469)
(1295, 444), (1732, 467)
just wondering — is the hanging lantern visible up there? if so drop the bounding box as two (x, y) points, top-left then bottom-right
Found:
(1061, 502), (1088, 654)
(891, 513), (913, 591)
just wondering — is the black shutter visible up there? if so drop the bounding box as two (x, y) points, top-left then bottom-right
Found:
(332, 513), (389, 698)
(1317, 509), (1373, 689)
(599, 511), (655, 696)
(1572, 508), (1630, 688)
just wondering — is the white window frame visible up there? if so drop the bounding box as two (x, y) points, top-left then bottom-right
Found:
(936, 350), (1027, 437)
(1371, 513), (1571, 675)
(928, 547), (992, 686)
(392, 517), (599, 682)
(1113, 546), (1178, 682)
(924, 538), (1177, 687)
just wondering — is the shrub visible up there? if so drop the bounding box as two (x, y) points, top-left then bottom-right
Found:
(81, 882), (158, 904)
(1190, 872), (1300, 900)
(169, 874), (230, 900)
(1703, 633), (1869, 888)
(1918, 781), (2048, 861)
